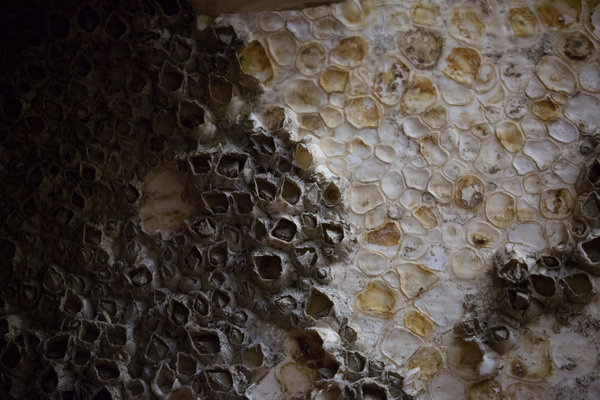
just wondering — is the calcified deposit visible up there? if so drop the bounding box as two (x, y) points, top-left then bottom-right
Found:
(2, 0), (600, 399)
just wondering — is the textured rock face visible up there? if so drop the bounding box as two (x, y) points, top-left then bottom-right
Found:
(3, 0), (600, 399)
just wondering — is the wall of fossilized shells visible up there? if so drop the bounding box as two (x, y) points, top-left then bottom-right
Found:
(3, 0), (600, 399)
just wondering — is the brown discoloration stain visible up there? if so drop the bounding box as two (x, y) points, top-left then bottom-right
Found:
(444, 47), (482, 85)
(455, 175), (485, 210)
(535, 0), (581, 29)
(401, 27), (444, 69)
(331, 36), (369, 67)
(365, 222), (402, 247)
(401, 75), (438, 114)
(508, 7), (538, 37)
(511, 356), (528, 378)
(356, 281), (397, 317)
(532, 98), (561, 121)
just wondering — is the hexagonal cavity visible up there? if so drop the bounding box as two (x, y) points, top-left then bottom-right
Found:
(93, 358), (120, 382)
(258, 12), (283, 31)
(350, 183), (384, 214)
(473, 63), (496, 94)
(284, 79), (326, 113)
(420, 106), (446, 130)
(321, 181), (341, 207)
(508, 6), (538, 38)
(238, 40), (274, 83)
(293, 42), (325, 75)
(539, 188), (574, 219)
(507, 329), (552, 381)
(332, 0), (375, 29)
(465, 220), (501, 249)
(535, 0), (581, 29)
(425, 171), (452, 204)
(403, 308), (435, 338)
(329, 36), (369, 68)
(439, 77), (474, 106)
(201, 191), (229, 215)
(209, 74), (233, 104)
(580, 62), (600, 92)
(393, 262), (439, 300)
(431, 370), (465, 400)
(319, 66), (349, 93)
(454, 174), (485, 211)
(355, 280), (398, 317)
(523, 139), (559, 171)
(203, 367), (235, 395)
(252, 253), (283, 285)
(344, 96), (380, 128)
(442, 47), (481, 86)
(321, 221), (344, 245)
(566, 94), (600, 133)
(415, 283), (463, 328)
(450, 246), (486, 280)
(44, 334), (70, 360)
(264, 31), (296, 67)
(409, 3), (439, 24)
(448, 5), (486, 46)
(298, 113), (326, 137)
(531, 97), (561, 122)
(353, 158), (386, 183)
(270, 218), (297, 242)
(178, 99), (205, 130)
(374, 144), (396, 164)
(294, 143), (313, 170)
(547, 118), (578, 144)
(305, 287), (334, 319)
(458, 131), (480, 162)
(278, 177), (301, 206)
(373, 55), (410, 106)
(400, 165), (430, 192)
(356, 250), (388, 277)
(241, 344), (265, 370)
(253, 176), (278, 203)
(401, 76), (438, 114)
(399, 27), (443, 69)
(495, 120), (523, 153)
(419, 133), (448, 166)
(312, 15), (344, 39)
(158, 61), (183, 92)
(381, 326), (422, 366)
(364, 221), (402, 253)
(561, 273), (595, 303)
(319, 105), (344, 129)
(376, 170), (404, 201)
(534, 55), (577, 94)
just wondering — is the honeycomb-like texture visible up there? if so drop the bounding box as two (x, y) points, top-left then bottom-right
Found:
(0, 1), (414, 399)
(225, 0), (600, 398)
